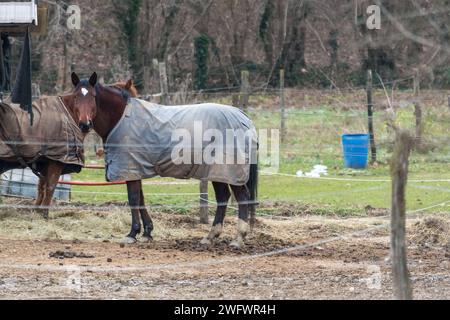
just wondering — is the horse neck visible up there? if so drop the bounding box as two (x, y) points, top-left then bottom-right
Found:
(60, 94), (77, 123)
(94, 85), (128, 142)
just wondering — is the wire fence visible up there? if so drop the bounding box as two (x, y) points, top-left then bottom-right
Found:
(1, 80), (449, 213)
(0, 170), (448, 212)
(0, 98), (446, 301)
(0, 71), (449, 220)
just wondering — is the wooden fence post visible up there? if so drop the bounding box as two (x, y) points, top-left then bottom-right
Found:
(32, 83), (41, 100)
(367, 69), (377, 163)
(280, 69), (286, 144)
(232, 94), (239, 108)
(199, 179), (209, 224)
(240, 70), (250, 112)
(159, 62), (169, 105)
(413, 72), (423, 151)
(62, 32), (69, 91)
(413, 71), (420, 96)
(390, 129), (414, 300)
(143, 65), (151, 97)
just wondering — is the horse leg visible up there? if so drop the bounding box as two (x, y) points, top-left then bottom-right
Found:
(35, 164), (48, 216)
(229, 185), (250, 249)
(123, 180), (142, 244)
(200, 182), (231, 245)
(138, 182), (154, 243)
(40, 162), (64, 219)
(36, 176), (46, 206)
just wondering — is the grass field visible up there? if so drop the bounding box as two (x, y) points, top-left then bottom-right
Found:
(72, 90), (450, 216)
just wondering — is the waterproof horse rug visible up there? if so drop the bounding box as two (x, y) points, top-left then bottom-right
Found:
(105, 98), (258, 185)
(0, 96), (84, 174)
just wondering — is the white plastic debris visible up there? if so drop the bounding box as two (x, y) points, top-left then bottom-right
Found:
(297, 165), (328, 178)
(312, 165), (328, 176)
(305, 172), (321, 178)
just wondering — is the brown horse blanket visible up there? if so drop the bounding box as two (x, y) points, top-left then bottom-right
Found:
(105, 98), (258, 185)
(0, 96), (84, 174)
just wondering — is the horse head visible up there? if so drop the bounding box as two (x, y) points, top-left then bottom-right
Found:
(70, 72), (98, 134)
(112, 79), (139, 98)
(69, 73), (138, 137)
(69, 72), (137, 141)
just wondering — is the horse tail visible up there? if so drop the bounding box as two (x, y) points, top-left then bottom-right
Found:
(247, 162), (258, 231)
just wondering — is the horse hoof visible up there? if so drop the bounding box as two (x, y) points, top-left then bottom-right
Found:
(140, 236), (153, 243)
(230, 240), (244, 249)
(200, 237), (212, 246)
(121, 237), (137, 245)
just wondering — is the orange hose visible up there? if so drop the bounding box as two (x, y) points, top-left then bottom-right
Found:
(83, 165), (106, 169)
(58, 164), (120, 185)
(58, 181), (126, 186)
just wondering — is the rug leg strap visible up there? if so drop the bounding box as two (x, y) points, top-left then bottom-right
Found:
(11, 143), (44, 179)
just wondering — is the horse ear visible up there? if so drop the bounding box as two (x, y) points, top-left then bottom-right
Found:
(125, 79), (133, 90)
(89, 72), (98, 87)
(71, 72), (80, 87)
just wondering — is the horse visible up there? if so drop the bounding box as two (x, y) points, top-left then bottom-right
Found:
(112, 80), (138, 98)
(69, 72), (258, 248)
(0, 74), (136, 219)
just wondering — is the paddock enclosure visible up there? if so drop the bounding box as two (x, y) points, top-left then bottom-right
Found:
(1, 0), (450, 301)
(0, 87), (449, 300)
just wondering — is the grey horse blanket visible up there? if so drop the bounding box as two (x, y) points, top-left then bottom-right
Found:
(0, 96), (85, 174)
(105, 98), (258, 185)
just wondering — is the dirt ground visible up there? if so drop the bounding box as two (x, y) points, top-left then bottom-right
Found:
(0, 201), (449, 300)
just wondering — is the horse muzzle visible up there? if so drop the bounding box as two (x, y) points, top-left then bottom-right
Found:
(79, 121), (93, 133)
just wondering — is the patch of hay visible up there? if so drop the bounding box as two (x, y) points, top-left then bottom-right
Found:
(0, 209), (22, 221)
(0, 206), (132, 241)
(0, 202), (212, 242)
(410, 217), (450, 248)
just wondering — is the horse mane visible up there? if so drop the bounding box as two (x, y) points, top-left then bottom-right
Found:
(112, 81), (138, 98)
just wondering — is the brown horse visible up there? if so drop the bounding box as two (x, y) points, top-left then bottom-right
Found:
(0, 152), (67, 219)
(0, 73), (136, 219)
(70, 72), (258, 248)
(0, 77), (94, 218)
(112, 80), (138, 98)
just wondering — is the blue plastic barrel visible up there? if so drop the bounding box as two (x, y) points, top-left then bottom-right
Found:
(341, 134), (369, 169)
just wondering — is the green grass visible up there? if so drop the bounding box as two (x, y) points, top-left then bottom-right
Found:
(71, 94), (450, 217)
